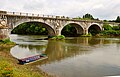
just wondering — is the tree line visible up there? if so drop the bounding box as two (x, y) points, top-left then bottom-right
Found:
(73, 13), (99, 20)
(11, 22), (48, 35)
(74, 13), (120, 23)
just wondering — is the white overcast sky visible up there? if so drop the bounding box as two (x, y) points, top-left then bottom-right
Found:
(0, 0), (120, 20)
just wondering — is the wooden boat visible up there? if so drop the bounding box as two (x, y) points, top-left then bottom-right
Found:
(18, 54), (48, 65)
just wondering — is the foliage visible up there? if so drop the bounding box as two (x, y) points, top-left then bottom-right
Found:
(0, 39), (15, 44)
(50, 35), (65, 40)
(0, 61), (13, 77)
(61, 24), (77, 37)
(96, 22), (120, 37)
(100, 30), (120, 36)
(88, 25), (101, 36)
(83, 13), (94, 20)
(11, 22), (48, 35)
(115, 16), (120, 22)
(112, 26), (120, 30)
(100, 24), (120, 36)
(103, 23), (112, 30)
(12, 22), (78, 37)
(103, 20), (108, 22)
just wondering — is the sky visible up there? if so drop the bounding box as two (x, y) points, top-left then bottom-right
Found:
(0, 0), (120, 20)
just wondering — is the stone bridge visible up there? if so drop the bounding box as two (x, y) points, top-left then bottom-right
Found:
(0, 10), (120, 38)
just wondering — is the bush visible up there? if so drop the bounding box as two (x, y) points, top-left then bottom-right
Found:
(0, 39), (15, 44)
(112, 26), (120, 30)
(100, 30), (120, 36)
(50, 35), (65, 40)
(103, 23), (112, 30)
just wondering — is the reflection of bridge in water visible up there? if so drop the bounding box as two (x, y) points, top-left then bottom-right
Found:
(10, 37), (120, 65)
(27, 37), (116, 65)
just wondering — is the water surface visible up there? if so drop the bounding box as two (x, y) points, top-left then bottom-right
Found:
(10, 34), (120, 77)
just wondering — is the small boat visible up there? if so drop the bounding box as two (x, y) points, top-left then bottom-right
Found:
(18, 54), (48, 65)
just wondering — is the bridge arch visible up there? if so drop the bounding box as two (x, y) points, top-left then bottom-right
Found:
(12, 20), (56, 36)
(61, 22), (84, 36)
(87, 23), (102, 35)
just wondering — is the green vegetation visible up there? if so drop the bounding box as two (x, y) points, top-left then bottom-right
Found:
(100, 23), (120, 37)
(83, 13), (94, 20)
(11, 22), (48, 35)
(112, 26), (120, 30)
(50, 35), (65, 40)
(0, 44), (49, 77)
(115, 16), (120, 22)
(109, 16), (120, 23)
(0, 39), (16, 47)
(73, 13), (99, 21)
(88, 25), (101, 36)
(100, 30), (120, 36)
(0, 61), (13, 77)
(103, 23), (112, 30)
(0, 54), (44, 77)
(61, 24), (77, 37)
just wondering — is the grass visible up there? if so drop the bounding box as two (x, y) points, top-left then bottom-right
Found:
(0, 51), (44, 77)
(0, 39), (16, 47)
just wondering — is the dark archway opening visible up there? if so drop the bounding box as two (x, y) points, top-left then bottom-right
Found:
(11, 22), (55, 36)
(88, 24), (101, 36)
(61, 23), (83, 37)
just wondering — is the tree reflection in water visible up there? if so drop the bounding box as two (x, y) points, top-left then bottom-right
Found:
(10, 36), (120, 65)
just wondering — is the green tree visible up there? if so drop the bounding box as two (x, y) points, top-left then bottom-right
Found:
(116, 16), (120, 22)
(11, 22), (48, 35)
(61, 24), (77, 37)
(83, 13), (94, 20)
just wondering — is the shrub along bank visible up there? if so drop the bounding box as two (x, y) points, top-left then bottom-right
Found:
(0, 39), (16, 47)
(99, 23), (120, 37)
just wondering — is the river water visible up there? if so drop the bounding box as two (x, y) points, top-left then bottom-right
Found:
(10, 34), (120, 77)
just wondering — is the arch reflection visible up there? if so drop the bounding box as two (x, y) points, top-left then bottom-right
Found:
(43, 37), (108, 65)
(10, 36), (120, 65)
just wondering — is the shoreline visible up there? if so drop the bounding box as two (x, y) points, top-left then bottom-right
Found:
(0, 45), (55, 77)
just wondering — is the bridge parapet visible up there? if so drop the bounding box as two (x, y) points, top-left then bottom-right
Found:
(6, 11), (67, 19)
(0, 10), (105, 23)
(104, 22), (120, 27)
(0, 11), (7, 14)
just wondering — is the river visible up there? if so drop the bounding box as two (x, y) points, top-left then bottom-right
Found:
(9, 34), (120, 77)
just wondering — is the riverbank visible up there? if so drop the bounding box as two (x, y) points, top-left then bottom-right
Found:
(0, 39), (16, 47)
(0, 43), (55, 77)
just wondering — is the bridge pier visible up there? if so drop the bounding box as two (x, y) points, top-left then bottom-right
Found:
(56, 29), (61, 36)
(83, 29), (88, 35)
